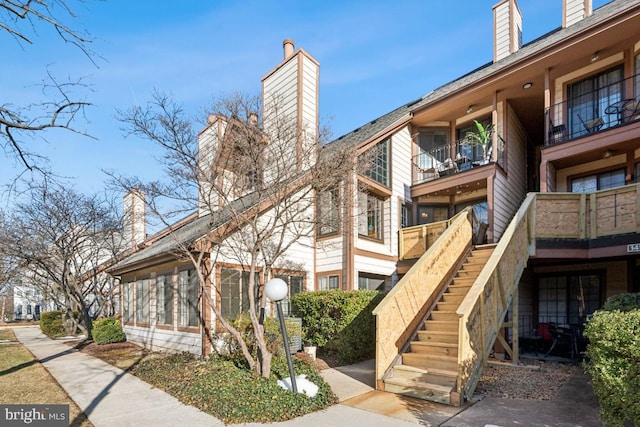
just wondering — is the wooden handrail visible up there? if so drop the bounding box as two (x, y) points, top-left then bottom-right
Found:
(373, 208), (473, 385)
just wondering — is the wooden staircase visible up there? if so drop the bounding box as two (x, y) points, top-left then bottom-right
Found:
(383, 244), (496, 404)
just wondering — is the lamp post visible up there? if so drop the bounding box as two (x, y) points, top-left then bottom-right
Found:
(264, 277), (298, 393)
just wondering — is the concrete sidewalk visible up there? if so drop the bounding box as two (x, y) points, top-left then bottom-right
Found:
(12, 326), (603, 427)
(12, 326), (418, 427)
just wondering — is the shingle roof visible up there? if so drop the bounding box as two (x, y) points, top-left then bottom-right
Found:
(327, 0), (637, 149)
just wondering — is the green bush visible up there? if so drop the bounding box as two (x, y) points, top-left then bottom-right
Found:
(601, 292), (640, 312)
(39, 311), (65, 338)
(217, 312), (294, 364)
(583, 309), (640, 427)
(291, 290), (385, 364)
(92, 318), (125, 345)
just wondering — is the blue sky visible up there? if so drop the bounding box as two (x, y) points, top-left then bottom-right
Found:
(0, 0), (610, 202)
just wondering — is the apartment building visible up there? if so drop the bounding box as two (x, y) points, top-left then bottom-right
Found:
(109, 0), (640, 405)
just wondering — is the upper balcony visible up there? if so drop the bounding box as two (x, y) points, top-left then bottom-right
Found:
(413, 135), (504, 185)
(546, 73), (640, 146)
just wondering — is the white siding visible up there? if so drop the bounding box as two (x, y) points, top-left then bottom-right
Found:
(494, 2), (511, 61)
(316, 237), (344, 273)
(564, 0), (589, 27)
(123, 325), (202, 355)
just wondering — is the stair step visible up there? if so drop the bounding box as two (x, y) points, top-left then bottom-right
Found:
(402, 352), (458, 371)
(436, 301), (459, 311)
(410, 340), (458, 357)
(417, 330), (458, 344)
(392, 364), (457, 386)
(423, 320), (458, 332)
(442, 293), (465, 303)
(384, 376), (452, 404)
(430, 311), (458, 321)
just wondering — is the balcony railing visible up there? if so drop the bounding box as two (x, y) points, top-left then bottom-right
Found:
(546, 74), (640, 145)
(413, 136), (504, 185)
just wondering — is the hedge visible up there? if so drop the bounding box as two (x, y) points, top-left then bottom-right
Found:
(583, 293), (640, 427)
(39, 311), (66, 338)
(291, 290), (385, 364)
(92, 318), (126, 345)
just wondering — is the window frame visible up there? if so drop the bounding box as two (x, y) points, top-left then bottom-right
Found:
(219, 266), (260, 321)
(274, 271), (306, 317)
(570, 168), (626, 192)
(358, 191), (385, 241)
(156, 273), (174, 327)
(317, 186), (341, 237)
(135, 278), (150, 326)
(318, 274), (340, 291)
(122, 281), (134, 324)
(178, 269), (199, 330)
(361, 138), (390, 187)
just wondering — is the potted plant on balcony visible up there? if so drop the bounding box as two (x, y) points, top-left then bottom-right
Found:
(464, 120), (493, 165)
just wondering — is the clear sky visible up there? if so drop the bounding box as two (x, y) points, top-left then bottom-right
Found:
(0, 0), (610, 203)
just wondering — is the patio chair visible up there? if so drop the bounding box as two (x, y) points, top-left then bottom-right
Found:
(577, 113), (604, 133)
(544, 322), (578, 359)
(548, 116), (566, 144)
(623, 99), (640, 122)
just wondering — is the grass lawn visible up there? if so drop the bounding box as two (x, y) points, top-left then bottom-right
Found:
(0, 328), (92, 427)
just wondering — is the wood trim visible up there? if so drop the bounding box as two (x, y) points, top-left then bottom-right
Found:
(354, 248), (397, 263)
(316, 270), (342, 291)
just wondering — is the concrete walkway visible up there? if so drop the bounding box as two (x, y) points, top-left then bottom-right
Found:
(12, 326), (603, 427)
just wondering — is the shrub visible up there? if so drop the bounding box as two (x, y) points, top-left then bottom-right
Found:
(131, 352), (337, 424)
(601, 292), (640, 312)
(216, 313), (294, 364)
(291, 290), (385, 364)
(39, 311), (65, 338)
(92, 318), (125, 345)
(583, 309), (640, 427)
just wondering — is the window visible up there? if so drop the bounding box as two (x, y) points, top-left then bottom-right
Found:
(362, 139), (390, 186)
(401, 202), (413, 228)
(571, 169), (625, 192)
(156, 274), (173, 326)
(358, 272), (388, 291)
(136, 278), (150, 324)
(220, 267), (259, 320)
(318, 275), (339, 291)
(455, 200), (488, 236)
(318, 187), (340, 236)
(538, 273), (602, 325)
(275, 273), (305, 317)
(568, 66), (623, 137)
(417, 128), (449, 170)
(123, 282), (134, 323)
(178, 270), (199, 328)
(417, 205), (449, 225)
(358, 192), (384, 240)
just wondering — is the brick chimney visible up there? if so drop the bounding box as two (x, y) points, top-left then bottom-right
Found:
(493, 0), (523, 62)
(563, 0), (592, 28)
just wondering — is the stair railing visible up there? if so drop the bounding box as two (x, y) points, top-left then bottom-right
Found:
(454, 193), (537, 401)
(373, 207), (474, 388)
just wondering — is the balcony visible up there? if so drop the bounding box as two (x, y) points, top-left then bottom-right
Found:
(546, 74), (640, 146)
(413, 136), (504, 185)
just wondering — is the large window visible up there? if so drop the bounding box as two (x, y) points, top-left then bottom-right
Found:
(568, 66), (623, 137)
(401, 202), (413, 228)
(122, 282), (134, 323)
(178, 269), (199, 328)
(417, 128), (449, 169)
(220, 267), (259, 320)
(156, 274), (173, 326)
(358, 272), (388, 291)
(457, 117), (491, 163)
(318, 274), (339, 291)
(362, 139), (390, 186)
(571, 169), (625, 192)
(358, 192), (384, 240)
(318, 187), (340, 236)
(538, 273), (602, 325)
(135, 279), (149, 324)
(275, 273), (305, 316)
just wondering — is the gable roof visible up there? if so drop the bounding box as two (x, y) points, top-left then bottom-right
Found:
(327, 0), (636, 150)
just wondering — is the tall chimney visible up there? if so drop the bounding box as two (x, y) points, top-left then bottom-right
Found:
(493, 0), (523, 62)
(283, 39), (295, 59)
(563, 0), (592, 28)
(123, 189), (146, 249)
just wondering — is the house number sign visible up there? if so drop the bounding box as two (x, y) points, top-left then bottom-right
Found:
(627, 243), (640, 253)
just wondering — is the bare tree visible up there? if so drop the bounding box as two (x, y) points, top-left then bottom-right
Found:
(0, 181), (126, 337)
(113, 91), (358, 377)
(0, 0), (95, 174)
